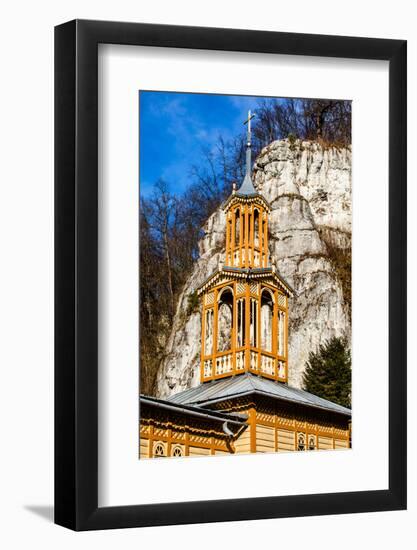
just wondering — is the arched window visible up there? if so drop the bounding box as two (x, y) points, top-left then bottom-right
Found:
(172, 445), (183, 458)
(250, 298), (258, 347)
(297, 433), (306, 452)
(204, 308), (214, 355)
(260, 218), (264, 249)
(217, 288), (233, 352)
(261, 289), (273, 352)
(241, 209), (246, 245)
(235, 209), (240, 246)
(308, 436), (316, 451)
(278, 310), (286, 356)
(153, 442), (165, 458)
(236, 298), (246, 347)
(254, 209), (260, 247)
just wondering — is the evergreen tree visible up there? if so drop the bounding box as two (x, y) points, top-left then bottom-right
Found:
(302, 337), (351, 408)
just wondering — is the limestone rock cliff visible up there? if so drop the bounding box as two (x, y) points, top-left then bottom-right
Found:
(154, 139), (351, 398)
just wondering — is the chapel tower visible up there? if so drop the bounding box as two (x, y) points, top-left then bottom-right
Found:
(198, 111), (293, 384)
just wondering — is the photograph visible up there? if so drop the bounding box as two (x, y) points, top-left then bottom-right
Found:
(139, 91), (352, 458)
(0, 0), (409, 543)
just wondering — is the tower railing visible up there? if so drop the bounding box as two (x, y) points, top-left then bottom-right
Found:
(201, 347), (287, 382)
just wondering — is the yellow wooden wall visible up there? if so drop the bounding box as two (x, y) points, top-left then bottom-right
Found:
(233, 427), (251, 454)
(245, 409), (350, 453)
(334, 439), (349, 449)
(256, 424), (275, 453)
(139, 421), (232, 458)
(189, 446), (211, 456)
(139, 435), (149, 458)
(277, 429), (296, 452)
(139, 406), (350, 458)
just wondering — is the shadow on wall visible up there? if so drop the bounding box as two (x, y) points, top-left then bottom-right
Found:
(24, 505), (54, 523)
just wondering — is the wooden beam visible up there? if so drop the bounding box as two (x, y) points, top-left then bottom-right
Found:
(231, 208), (235, 266)
(263, 213), (268, 267)
(273, 289), (278, 379)
(239, 207), (242, 266)
(200, 303), (206, 382)
(213, 289), (219, 360)
(232, 281), (236, 374)
(244, 204), (249, 268)
(284, 304), (288, 381)
(167, 428), (172, 457)
(249, 408), (257, 453)
(185, 429), (190, 456)
(148, 424), (154, 458)
(245, 283), (250, 371)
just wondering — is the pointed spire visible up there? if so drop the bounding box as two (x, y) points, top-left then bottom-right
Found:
(236, 110), (257, 196)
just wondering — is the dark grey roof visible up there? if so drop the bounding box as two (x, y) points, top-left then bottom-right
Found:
(167, 373), (351, 417)
(221, 188), (271, 211)
(225, 267), (272, 273)
(140, 394), (248, 425)
(223, 266), (296, 295)
(236, 172), (257, 196)
(197, 265), (295, 297)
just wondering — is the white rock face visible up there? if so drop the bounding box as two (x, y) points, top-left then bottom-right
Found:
(155, 139), (351, 398)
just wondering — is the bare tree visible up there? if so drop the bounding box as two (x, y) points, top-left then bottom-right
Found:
(150, 179), (176, 318)
(252, 98), (351, 148)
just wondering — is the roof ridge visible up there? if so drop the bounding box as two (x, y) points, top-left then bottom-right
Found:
(161, 371), (350, 416)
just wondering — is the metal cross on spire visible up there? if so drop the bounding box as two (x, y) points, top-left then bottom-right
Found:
(243, 110), (256, 144)
(243, 110), (256, 178)
(235, 110), (258, 196)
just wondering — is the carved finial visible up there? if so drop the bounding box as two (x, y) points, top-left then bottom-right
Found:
(232, 182), (237, 194)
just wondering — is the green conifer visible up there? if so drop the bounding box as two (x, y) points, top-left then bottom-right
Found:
(302, 336), (351, 408)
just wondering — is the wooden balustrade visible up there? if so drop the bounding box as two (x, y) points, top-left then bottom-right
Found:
(202, 347), (286, 382)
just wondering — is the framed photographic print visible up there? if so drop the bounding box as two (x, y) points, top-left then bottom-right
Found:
(55, 20), (407, 530)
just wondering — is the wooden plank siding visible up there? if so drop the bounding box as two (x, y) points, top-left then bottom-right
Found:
(189, 446), (211, 456)
(140, 417), (350, 458)
(234, 428), (251, 454)
(277, 429), (296, 452)
(255, 424), (275, 453)
(139, 435), (149, 458)
(139, 423), (231, 458)
(334, 438), (349, 449)
(139, 397), (350, 458)
(318, 436), (333, 450)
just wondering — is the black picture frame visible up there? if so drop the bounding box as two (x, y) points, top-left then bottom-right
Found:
(55, 19), (407, 531)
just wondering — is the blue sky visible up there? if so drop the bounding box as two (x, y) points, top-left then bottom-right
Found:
(139, 91), (282, 197)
